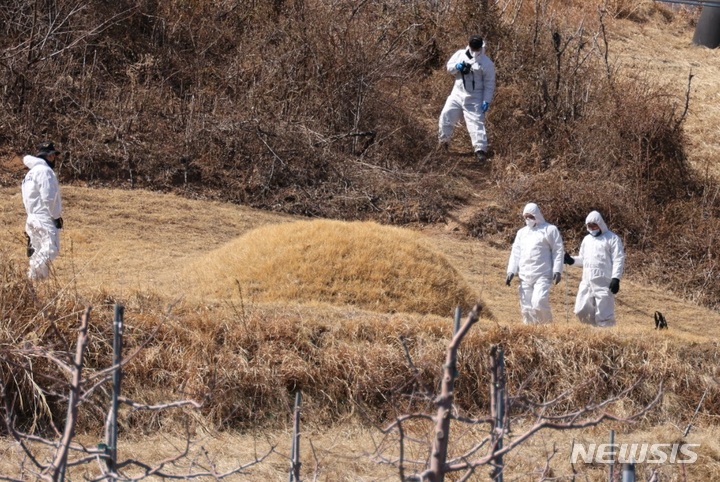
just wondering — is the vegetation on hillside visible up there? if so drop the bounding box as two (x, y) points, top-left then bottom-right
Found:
(1, 264), (717, 436)
(3, 5), (719, 478)
(1, 0), (716, 307)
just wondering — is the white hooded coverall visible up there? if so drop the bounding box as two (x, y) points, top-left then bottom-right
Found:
(22, 155), (63, 280)
(438, 46), (496, 153)
(507, 203), (564, 324)
(567, 211), (625, 327)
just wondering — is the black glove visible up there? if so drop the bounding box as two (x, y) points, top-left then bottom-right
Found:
(609, 278), (620, 294)
(563, 252), (574, 265)
(54, 217), (64, 229)
(553, 272), (561, 285)
(505, 273), (514, 286)
(25, 233), (34, 258)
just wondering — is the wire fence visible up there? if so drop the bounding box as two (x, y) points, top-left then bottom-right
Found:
(654, 0), (720, 6)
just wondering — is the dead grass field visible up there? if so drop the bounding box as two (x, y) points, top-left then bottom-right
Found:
(2, 183), (720, 479)
(609, 14), (720, 178)
(2, 423), (719, 480)
(2, 185), (718, 338)
(2, 4), (720, 480)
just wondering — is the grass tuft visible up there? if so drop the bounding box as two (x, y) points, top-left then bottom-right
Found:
(183, 219), (478, 317)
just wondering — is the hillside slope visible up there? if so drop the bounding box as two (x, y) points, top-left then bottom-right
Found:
(610, 15), (720, 177)
(2, 185), (720, 480)
(0, 5), (720, 482)
(2, 185), (718, 339)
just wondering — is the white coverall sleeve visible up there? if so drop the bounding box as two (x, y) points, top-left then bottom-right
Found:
(548, 226), (564, 274)
(611, 235), (625, 279)
(507, 231), (521, 275)
(38, 171), (61, 219)
(574, 237), (587, 267)
(446, 50), (465, 74)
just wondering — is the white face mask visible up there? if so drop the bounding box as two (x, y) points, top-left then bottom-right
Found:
(588, 228), (601, 236)
(525, 218), (536, 227)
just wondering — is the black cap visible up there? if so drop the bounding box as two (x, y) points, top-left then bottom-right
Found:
(469, 35), (484, 50)
(37, 141), (60, 158)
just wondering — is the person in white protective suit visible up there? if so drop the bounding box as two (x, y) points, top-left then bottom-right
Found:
(506, 203), (565, 324)
(438, 34), (496, 162)
(22, 141), (63, 281)
(563, 211), (625, 327)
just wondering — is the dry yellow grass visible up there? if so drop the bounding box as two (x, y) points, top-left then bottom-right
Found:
(0, 186), (294, 296)
(181, 219), (477, 316)
(2, 4), (720, 478)
(2, 422), (718, 480)
(1, 184), (720, 477)
(609, 9), (720, 178)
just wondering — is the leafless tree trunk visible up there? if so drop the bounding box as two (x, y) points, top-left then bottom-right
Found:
(423, 305), (482, 482)
(46, 306), (92, 481)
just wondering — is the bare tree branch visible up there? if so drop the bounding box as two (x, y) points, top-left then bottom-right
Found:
(45, 306), (92, 481)
(377, 305), (664, 480)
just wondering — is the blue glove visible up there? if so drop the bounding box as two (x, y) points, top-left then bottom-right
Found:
(455, 62), (471, 74)
(481, 101), (490, 113)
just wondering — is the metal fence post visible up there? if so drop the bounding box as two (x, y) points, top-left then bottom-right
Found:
(289, 391), (302, 482)
(608, 430), (615, 482)
(453, 306), (461, 336)
(452, 307), (461, 379)
(621, 462), (635, 482)
(490, 346), (505, 482)
(109, 304), (124, 472)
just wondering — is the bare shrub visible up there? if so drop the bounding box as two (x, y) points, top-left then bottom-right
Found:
(0, 0), (499, 221)
(374, 308), (663, 481)
(1, 305), (272, 480)
(465, 5), (720, 308)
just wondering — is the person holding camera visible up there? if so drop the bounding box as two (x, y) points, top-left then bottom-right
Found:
(22, 141), (64, 281)
(438, 34), (496, 162)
